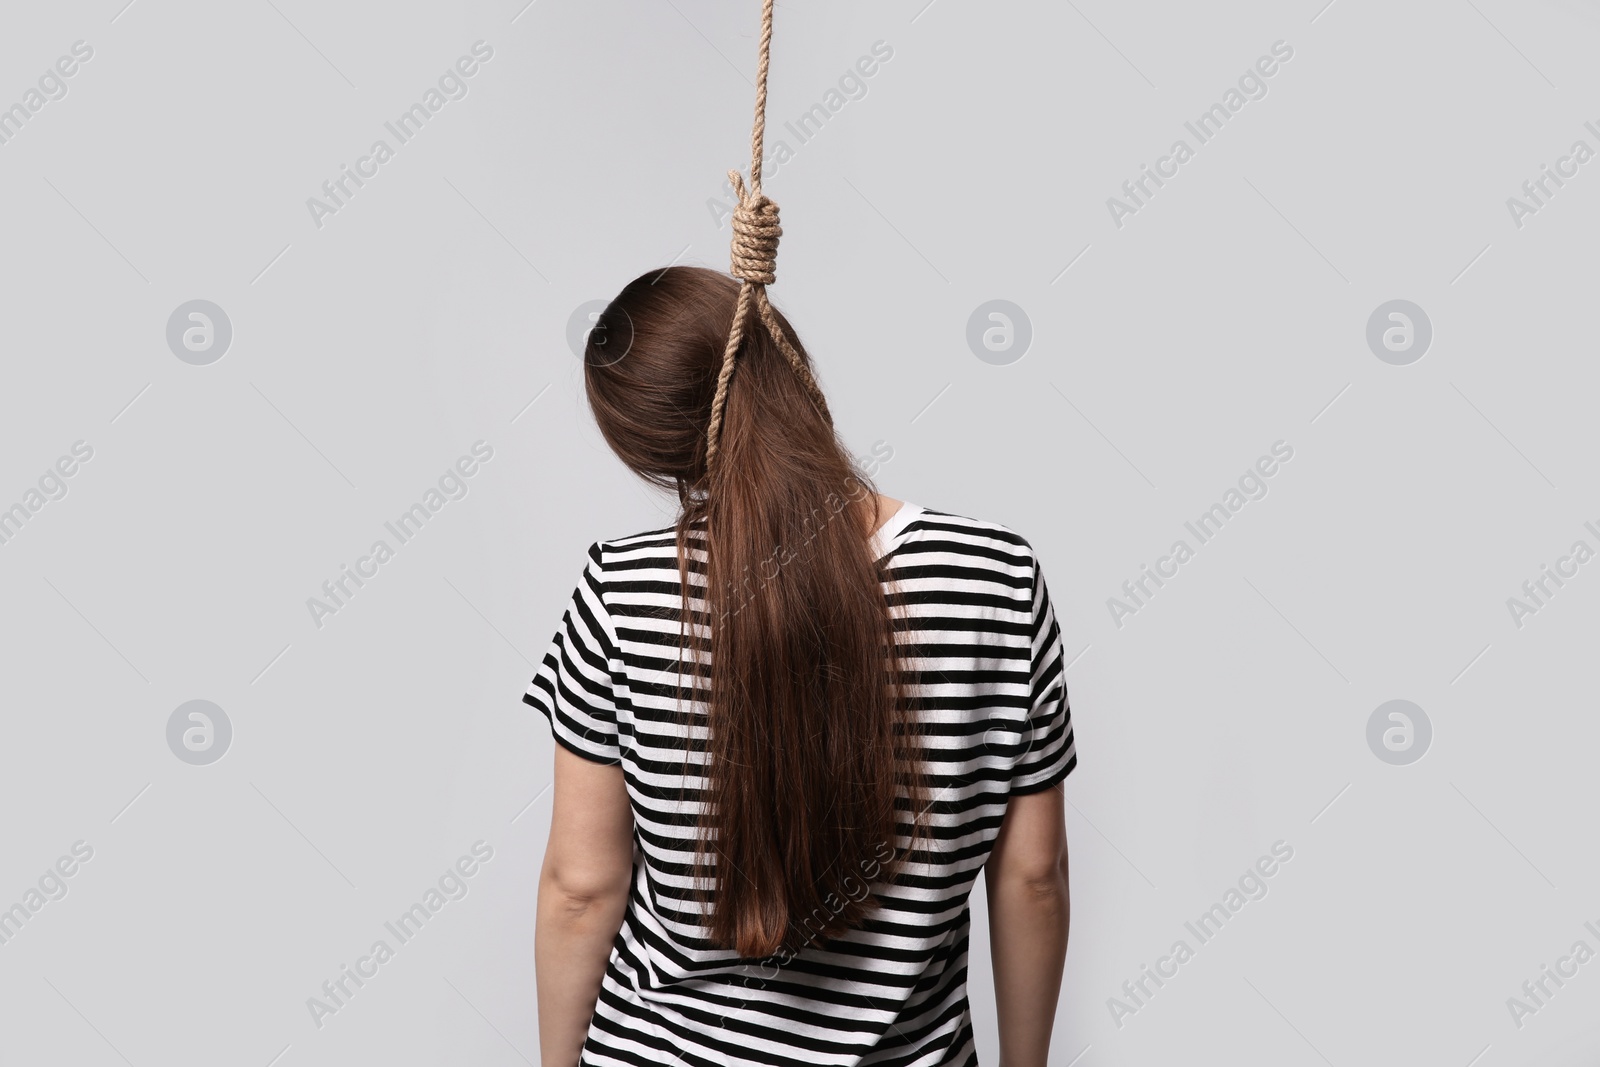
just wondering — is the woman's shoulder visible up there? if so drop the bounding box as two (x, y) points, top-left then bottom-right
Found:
(582, 506), (1041, 573)
(588, 524), (683, 570)
(898, 504), (1039, 559)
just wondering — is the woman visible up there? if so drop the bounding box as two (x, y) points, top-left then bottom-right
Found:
(528, 265), (1075, 1067)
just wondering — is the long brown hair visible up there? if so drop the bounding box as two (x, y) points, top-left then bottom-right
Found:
(582, 265), (924, 959)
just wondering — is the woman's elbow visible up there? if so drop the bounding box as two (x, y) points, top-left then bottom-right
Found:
(1011, 870), (1070, 907)
(540, 860), (631, 917)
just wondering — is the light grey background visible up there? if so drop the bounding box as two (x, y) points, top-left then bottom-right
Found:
(2, 1), (1598, 1064)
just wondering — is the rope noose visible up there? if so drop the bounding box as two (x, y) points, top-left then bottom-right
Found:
(703, 0), (833, 474)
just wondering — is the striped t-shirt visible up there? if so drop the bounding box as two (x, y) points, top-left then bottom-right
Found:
(525, 501), (1076, 1067)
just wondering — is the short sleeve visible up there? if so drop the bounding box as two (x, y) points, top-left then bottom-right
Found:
(1008, 552), (1077, 794)
(523, 542), (623, 765)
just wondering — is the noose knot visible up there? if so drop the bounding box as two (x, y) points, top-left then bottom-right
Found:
(704, 0), (833, 475)
(727, 170), (781, 286)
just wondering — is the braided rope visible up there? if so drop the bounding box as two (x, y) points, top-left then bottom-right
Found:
(703, 0), (832, 473)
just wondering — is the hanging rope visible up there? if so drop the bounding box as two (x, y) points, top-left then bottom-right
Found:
(703, 0), (832, 473)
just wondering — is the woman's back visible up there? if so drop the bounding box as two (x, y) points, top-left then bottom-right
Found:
(527, 500), (1076, 1067)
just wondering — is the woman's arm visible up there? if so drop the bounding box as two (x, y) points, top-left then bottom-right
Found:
(537, 745), (635, 1067)
(985, 780), (1071, 1067)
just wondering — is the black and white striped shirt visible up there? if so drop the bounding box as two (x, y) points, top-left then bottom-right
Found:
(526, 502), (1076, 1067)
